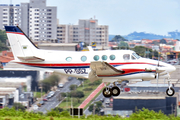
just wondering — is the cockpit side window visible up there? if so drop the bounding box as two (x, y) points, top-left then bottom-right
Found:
(132, 53), (140, 59)
(123, 54), (130, 60)
(131, 55), (136, 60)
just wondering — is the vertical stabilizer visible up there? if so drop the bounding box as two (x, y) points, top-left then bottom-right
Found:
(5, 26), (39, 61)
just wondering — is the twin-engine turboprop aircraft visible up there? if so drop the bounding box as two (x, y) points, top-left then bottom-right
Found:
(5, 26), (176, 97)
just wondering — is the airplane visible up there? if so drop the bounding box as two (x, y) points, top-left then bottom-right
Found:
(5, 26), (176, 97)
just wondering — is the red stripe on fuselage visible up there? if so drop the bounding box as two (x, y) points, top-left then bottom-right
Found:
(16, 62), (157, 67)
(6, 31), (24, 35)
(97, 69), (156, 77)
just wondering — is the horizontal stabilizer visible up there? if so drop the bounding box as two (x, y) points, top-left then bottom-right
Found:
(17, 56), (44, 62)
(90, 61), (124, 76)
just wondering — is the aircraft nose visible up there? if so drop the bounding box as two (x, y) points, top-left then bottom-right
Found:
(169, 65), (176, 73)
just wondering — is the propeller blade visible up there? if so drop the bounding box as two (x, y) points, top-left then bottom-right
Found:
(156, 73), (159, 89)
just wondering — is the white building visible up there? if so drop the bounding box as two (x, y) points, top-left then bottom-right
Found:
(0, 0), (57, 42)
(57, 19), (109, 47)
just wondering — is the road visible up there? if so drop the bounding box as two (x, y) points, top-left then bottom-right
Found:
(34, 78), (81, 113)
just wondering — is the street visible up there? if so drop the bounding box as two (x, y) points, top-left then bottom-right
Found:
(34, 78), (81, 113)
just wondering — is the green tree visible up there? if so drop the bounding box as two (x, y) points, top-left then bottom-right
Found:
(13, 102), (26, 111)
(0, 29), (8, 51)
(88, 101), (102, 114)
(69, 84), (78, 91)
(41, 74), (60, 92)
(152, 41), (159, 45)
(0, 41), (8, 51)
(131, 46), (147, 57)
(118, 41), (129, 49)
(0, 29), (7, 43)
(70, 90), (84, 103)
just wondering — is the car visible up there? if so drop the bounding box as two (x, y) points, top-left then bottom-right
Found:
(37, 100), (44, 107)
(58, 83), (64, 88)
(68, 77), (73, 81)
(43, 97), (48, 101)
(47, 91), (55, 98)
(100, 98), (104, 102)
(33, 105), (39, 110)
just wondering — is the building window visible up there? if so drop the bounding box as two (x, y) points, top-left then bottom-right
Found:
(81, 56), (87, 62)
(47, 9), (52, 12)
(94, 55), (99, 61)
(109, 55), (115, 60)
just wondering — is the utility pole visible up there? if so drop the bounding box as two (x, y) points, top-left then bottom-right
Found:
(171, 104), (173, 115)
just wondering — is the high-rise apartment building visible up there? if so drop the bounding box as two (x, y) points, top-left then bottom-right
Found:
(0, 0), (57, 42)
(57, 19), (109, 46)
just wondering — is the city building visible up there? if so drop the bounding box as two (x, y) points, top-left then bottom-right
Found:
(0, 0), (57, 42)
(57, 19), (109, 47)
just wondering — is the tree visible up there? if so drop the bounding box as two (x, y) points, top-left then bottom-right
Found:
(118, 41), (129, 49)
(69, 84), (77, 91)
(0, 29), (7, 43)
(131, 46), (147, 57)
(0, 41), (8, 51)
(41, 74), (60, 92)
(70, 90), (84, 103)
(152, 41), (159, 45)
(88, 101), (102, 114)
(0, 30), (8, 51)
(13, 102), (26, 111)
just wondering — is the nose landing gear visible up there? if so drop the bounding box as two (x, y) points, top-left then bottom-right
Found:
(166, 79), (175, 96)
(166, 87), (175, 96)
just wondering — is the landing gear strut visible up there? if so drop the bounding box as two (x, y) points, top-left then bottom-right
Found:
(166, 79), (175, 96)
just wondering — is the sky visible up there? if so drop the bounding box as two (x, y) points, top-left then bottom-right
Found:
(1, 0), (180, 35)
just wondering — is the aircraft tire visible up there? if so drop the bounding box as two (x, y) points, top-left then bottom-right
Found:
(112, 86), (120, 96)
(103, 87), (112, 98)
(166, 87), (175, 96)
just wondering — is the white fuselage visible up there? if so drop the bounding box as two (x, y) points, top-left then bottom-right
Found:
(14, 49), (176, 81)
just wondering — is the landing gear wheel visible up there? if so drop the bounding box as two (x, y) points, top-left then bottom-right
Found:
(103, 87), (112, 98)
(166, 88), (175, 96)
(112, 86), (120, 96)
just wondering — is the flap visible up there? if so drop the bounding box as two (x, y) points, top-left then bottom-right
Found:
(90, 61), (124, 76)
(17, 56), (44, 62)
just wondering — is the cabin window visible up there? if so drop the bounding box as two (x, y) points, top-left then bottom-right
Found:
(102, 55), (107, 60)
(109, 55), (115, 60)
(66, 57), (72, 62)
(123, 54), (130, 60)
(94, 55), (99, 61)
(81, 56), (87, 62)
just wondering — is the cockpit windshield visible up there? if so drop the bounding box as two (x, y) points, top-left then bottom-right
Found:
(132, 53), (140, 59)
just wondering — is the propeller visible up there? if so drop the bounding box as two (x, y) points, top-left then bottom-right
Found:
(156, 51), (160, 89)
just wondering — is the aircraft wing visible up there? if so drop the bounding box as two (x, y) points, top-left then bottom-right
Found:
(17, 56), (44, 62)
(89, 61), (124, 81)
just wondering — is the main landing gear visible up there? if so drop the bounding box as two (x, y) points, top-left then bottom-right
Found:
(166, 79), (175, 96)
(103, 82), (121, 98)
